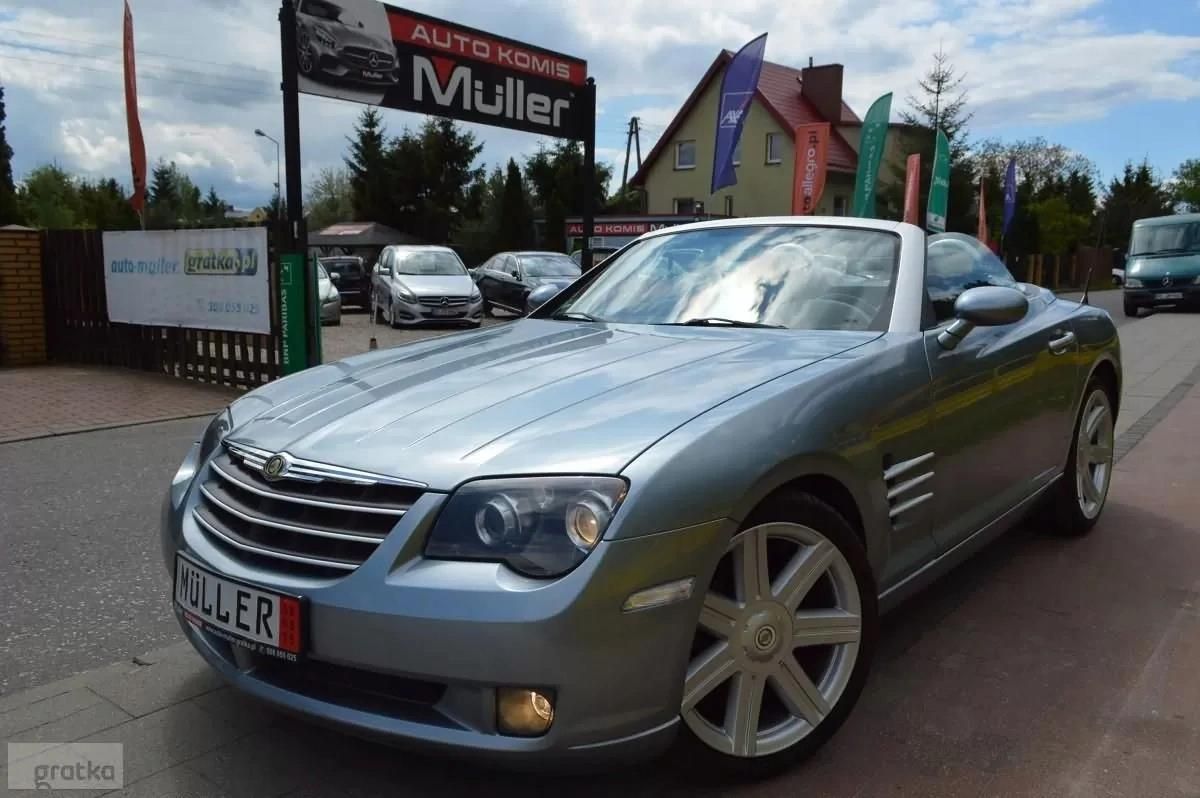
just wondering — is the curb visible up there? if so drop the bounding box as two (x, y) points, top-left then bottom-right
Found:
(1114, 358), (1200, 463)
(0, 412), (218, 446)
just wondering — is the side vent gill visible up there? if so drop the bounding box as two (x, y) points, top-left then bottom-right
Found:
(884, 452), (935, 525)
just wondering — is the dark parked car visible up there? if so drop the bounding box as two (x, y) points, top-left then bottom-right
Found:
(475, 251), (582, 315)
(1121, 213), (1200, 316)
(570, 246), (619, 267)
(318, 256), (370, 308)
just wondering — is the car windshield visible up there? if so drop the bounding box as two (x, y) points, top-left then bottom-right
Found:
(1130, 221), (1200, 257)
(549, 225), (900, 331)
(298, 0), (344, 23)
(395, 251), (466, 276)
(522, 255), (581, 278)
(320, 258), (362, 277)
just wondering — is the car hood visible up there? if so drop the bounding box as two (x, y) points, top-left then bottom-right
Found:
(1127, 253), (1200, 281)
(227, 320), (878, 489)
(321, 20), (392, 52)
(396, 274), (474, 296)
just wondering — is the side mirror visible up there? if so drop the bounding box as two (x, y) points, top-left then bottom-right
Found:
(511, 270), (521, 280)
(937, 286), (1028, 350)
(526, 284), (559, 313)
(329, 271), (341, 283)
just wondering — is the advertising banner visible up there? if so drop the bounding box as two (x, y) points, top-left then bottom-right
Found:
(977, 177), (989, 244)
(122, 1), (146, 217)
(926, 128), (950, 233)
(102, 228), (271, 334)
(902, 153), (920, 225)
(791, 122), (829, 215)
(278, 253), (309, 374)
(293, 1), (587, 139)
(1002, 157), (1017, 236)
(711, 33), (768, 194)
(850, 92), (892, 218)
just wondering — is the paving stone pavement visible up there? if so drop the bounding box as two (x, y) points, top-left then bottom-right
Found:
(0, 366), (238, 444)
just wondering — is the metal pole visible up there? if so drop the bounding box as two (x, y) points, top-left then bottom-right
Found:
(581, 77), (597, 270)
(279, 0), (318, 368)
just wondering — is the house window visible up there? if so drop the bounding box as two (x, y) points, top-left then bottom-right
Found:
(674, 140), (696, 170)
(833, 196), (848, 216)
(732, 139), (742, 166)
(724, 195), (734, 216)
(674, 197), (696, 214)
(766, 132), (783, 164)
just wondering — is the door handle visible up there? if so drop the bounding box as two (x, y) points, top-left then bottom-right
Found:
(1048, 331), (1076, 355)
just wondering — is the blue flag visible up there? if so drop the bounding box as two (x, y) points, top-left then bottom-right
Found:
(711, 33), (767, 194)
(1002, 157), (1017, 236)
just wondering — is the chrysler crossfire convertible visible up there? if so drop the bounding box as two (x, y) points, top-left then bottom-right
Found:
(163, 217), (1121, 775)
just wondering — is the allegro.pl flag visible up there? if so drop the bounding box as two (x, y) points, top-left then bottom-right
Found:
(791, 123), (829, 215)
(1002, 157), (1017, 236)
(711, 33), (767, 195)
(850, 92), (892, 218)
(123, 0), (146, 217)
(902, 153), (920, 225)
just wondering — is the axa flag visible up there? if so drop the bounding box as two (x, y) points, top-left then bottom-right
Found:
(902, 153), (920, 225)
(123, 1), (146, 217)
(791, 123), (829, 214)
(850, 92), (892, 218)
(926, 128), (950, 233)
(1002, 157), (1017, 236)
(711, 33), (767, 194)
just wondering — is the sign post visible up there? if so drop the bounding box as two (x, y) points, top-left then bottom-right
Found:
(278, 253), (308, 375)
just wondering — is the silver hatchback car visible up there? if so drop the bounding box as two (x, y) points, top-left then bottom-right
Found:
(164, 218), (1119, 774)
(370, 245), (483, 328)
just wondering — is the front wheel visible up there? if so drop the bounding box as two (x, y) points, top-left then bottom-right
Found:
(677, 491), (877, 777)
(1041, 379), (1115, 536)
(1123, 298), (1138, 318)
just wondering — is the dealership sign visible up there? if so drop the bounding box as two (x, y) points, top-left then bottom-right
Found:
(294, 1), (587, 138)
(102, 228), (271, 334)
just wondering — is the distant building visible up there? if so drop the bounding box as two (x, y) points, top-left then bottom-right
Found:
(630, 54), (917, 218)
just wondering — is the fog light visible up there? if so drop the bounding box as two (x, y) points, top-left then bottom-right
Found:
(497, 687), (555, 736)
(622, 577), (695, 612)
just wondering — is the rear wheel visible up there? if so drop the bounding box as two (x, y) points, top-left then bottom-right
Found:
(1042, 379), (1115, 536)
(678, 491), (877, 777)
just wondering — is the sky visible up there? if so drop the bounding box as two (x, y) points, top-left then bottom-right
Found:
(0, 0), (1197, 211)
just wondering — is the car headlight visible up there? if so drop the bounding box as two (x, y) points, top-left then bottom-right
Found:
(394, 286), (417, 303)
(198, 408), (233, 464)
(1125, 277), (1143, 288)
(425, 477), (627, 577)
(314, 26), (336, 48)
(469, 286), (481, 301)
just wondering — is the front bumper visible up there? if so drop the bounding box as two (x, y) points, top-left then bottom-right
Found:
(1124, 284), (1200, 309)
(390, 296), (484, 326)
(320, 297), (341, 324)
(161, 448), (730, 764)
(309, 40), (400, 86)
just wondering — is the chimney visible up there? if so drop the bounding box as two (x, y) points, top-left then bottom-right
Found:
(800, 62), (844, 124)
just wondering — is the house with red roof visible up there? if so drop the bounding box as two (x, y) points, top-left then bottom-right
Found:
(629, 54), (913, 218)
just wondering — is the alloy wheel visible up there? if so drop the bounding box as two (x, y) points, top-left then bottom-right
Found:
(1075, 389), (1114, 519)
(682, 522), (862, 758)
(297, 31), (315, 75)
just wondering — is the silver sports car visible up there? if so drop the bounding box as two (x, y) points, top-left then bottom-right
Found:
(163, 217), (1120, 774)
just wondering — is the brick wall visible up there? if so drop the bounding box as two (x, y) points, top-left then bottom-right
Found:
(0, 230), (47, 366)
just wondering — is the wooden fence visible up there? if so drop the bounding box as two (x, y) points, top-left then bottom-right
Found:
(40, 228), (284, 390)
(1008, 246), (1119, 291)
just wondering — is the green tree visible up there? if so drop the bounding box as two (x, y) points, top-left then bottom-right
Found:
(16, 164), (79, 228)
(305, 166), (354, 230)
(201, 186), (229, 223)
(344, 108), (391, 224)
(0, 85), (19, 225)
(145, 160), (204, 228)
(971, 137), (1098, 197)
(524, 140), (612, 248)
(881, 49), (975, 233)
(77, 178), (139, 230)
(1031, 195), (1090, 256)
(495, 158), (532, 251)
(1172, 159), (1200, 212)
(1098, 161), (1175, 249)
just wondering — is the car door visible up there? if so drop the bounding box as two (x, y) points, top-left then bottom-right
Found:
(477, 255), (501, 305)
(372, 249), (392, 308)
(493, 255), (522, 312)
(921, 234), (1075, 551)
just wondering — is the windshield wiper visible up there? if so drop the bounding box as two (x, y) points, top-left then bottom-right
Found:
(552, 311), (604, 322)
(674, 317), (786, 329)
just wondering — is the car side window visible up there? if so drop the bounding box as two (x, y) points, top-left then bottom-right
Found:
(925, 233), (1017, 323)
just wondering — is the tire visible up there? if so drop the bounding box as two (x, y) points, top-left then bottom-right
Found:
(675, 491), (878, 779)
(1041, 379), (1115, 536)
(1123, 298), (1138, 318)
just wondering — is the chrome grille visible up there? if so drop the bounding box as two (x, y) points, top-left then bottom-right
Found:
(417, 295), (469, 307)
(341, 47), (395, 68)
(192, 442), (424, 577)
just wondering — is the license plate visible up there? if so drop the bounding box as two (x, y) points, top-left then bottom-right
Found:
(431, 307), (459, 317)
(1156, 292), (1184, 300)
(173, 554), (303, 661)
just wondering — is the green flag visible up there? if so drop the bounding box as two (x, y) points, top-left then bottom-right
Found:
(926, 128), (950, 233)
(851, 92), (892, 218)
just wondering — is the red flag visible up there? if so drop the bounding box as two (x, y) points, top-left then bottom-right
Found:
(977, 177), (988, 244)
(902, 153), (920, 225)
(791, 123), (829, 215)
(123, 1), (147, 217)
